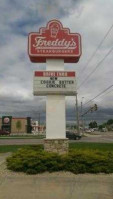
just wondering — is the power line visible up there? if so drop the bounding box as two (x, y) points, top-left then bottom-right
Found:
(98, 88), (113, 99)
(78, 23), (113, 79)
(83, 84), (113, 106)
(78, 46), (113, 89)
(83, 87), (113, 110)
(82, 88), (113, 115)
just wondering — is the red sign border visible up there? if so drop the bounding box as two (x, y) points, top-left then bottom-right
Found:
(28, 19), (82, 63)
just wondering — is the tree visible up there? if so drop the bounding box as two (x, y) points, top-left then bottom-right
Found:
(89, 121), (97, 129)
(98, 123), (107, 130)
(107, 119), (113, 125)
(16, 120), (22, 134)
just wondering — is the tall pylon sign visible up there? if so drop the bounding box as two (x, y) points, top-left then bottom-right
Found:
(28, 19), (82, 154)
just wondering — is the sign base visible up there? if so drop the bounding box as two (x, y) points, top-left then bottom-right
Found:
(44, 138), (69, 154)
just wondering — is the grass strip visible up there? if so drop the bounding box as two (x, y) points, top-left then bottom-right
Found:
(1, 143), (113, 153)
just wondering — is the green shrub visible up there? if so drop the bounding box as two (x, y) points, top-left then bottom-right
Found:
(6, 147), (113, 174)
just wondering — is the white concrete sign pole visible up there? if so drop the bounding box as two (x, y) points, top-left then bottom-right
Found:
(46, 59), (66, 139)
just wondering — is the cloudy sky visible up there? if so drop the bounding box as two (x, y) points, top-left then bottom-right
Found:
(0, 0), (113, 124)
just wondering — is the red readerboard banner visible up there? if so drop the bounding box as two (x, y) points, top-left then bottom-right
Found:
(35, 71), (75, 77)
(28, 20), (82, 63)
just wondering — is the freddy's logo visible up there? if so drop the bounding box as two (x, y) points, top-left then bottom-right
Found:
(50, 23), (59, 38)
(33, 21), (76, 50)
(28, 19), (82, 63)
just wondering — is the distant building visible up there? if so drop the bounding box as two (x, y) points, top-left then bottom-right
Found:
(31, 120), (39, 132)
(31, 120), (46, 134)
(0, 116), (32, 134)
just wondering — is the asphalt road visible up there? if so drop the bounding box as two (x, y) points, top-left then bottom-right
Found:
(0, 138), (43, 145)
(0, 132), (113, 145)
(71, 133), (113, 143)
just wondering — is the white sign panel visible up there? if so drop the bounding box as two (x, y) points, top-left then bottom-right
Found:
(33, 71), (76, 96)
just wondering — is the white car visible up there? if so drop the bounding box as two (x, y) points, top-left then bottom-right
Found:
(86, 129), (94, 133)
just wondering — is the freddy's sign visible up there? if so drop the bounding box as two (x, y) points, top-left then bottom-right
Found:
(28, 20), (82, 63)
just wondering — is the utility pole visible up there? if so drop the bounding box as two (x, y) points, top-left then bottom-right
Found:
(81, 97), (84, 133)
(75, 93), (80, 135)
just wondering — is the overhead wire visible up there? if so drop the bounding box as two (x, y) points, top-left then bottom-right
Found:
(82, 87), (113, 110)
(97, 88), (113, 100)
(78, 23), (113, 80)
(83, 84), (113, 106)
(82, 88), (113, 119)
(78, 46), (113, 89)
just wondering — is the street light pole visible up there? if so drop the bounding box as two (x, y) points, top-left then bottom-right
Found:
(38, 113), (40, 132)
(76, 93), (80, 134)
(81, 97), (84, 133)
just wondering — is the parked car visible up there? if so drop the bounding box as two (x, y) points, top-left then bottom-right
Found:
(0, 129), (10, 136)
(101, 128), (107, 132)
(66, 131), (82, 140)
(85, 129), (94, 133)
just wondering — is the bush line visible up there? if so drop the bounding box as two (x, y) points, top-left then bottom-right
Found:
(6, 145), (113, 174)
